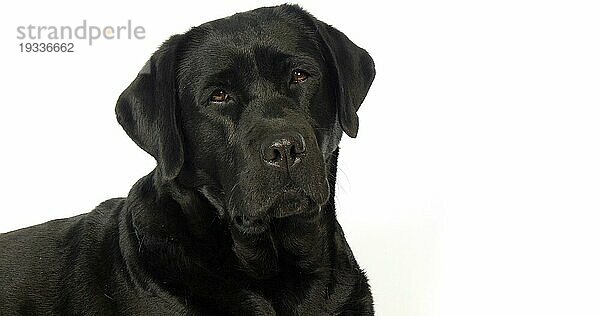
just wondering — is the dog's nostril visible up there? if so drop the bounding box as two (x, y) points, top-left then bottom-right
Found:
(263, 146), (283, 163)
(271, 148), (282, 162)
(261, 132), (306, 168)
(291, 143), (305, 156)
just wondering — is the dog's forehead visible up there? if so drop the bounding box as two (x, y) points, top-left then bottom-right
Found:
(181, 9), (322, 84)
(205, 6), (315, 48)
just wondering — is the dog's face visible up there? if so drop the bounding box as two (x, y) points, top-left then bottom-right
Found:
(116, 5), (375, 234)
(177, 16), (334, 232)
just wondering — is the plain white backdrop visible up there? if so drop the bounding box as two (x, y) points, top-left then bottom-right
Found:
(1, 1), (600, 315)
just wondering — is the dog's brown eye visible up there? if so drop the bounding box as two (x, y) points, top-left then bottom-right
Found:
(210, 89), (229, 102)
(291, 70), (309, 83)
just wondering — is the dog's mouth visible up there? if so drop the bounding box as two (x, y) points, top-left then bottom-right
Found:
(232, 189), (322, 234)
(269, 189), (313, 218)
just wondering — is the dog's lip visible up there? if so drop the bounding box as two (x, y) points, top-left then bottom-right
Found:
(231, 189), (320, 234)
(268, 189), (312, 218)
(232, 214), (269, 234)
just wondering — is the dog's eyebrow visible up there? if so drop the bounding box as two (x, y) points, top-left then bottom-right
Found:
(254, 45), (291, 62)
(199, 48), (321, 93)
(285, 55), (321, 72)
(256, 51), (321, 79)
(204, 70), (235, 88)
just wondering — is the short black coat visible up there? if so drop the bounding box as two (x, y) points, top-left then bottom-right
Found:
(0, 4), (375, 315)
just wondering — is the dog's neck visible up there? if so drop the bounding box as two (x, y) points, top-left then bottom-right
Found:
(121, 149), (341, 294)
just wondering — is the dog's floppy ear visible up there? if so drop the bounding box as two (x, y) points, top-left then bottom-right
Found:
(116, 35), (184, 181)
(316, 22), (376, 138)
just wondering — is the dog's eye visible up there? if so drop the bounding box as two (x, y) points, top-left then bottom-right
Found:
(291, 70), (309, 83)
(210, 89), (229, 103)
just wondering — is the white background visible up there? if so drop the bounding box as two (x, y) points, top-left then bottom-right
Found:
(1, 1), (600, 315)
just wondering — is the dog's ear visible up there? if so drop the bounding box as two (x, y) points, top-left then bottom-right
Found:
(116, 35), (184, 181)
(316, 22), (376, 138)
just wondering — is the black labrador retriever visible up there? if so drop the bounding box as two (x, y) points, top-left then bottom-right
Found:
(0, 4), (375, 315)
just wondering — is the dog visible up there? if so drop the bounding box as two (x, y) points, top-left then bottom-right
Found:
(0, 4), (375, 315)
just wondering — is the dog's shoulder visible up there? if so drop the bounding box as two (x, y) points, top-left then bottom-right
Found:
(0, 197), (126, 313)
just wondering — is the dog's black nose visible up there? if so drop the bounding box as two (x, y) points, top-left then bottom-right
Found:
(261, 132), (306, 169)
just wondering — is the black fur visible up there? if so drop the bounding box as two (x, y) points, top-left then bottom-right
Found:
(0, 5), (375, 315)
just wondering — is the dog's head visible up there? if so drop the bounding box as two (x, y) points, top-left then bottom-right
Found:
(116, 5), (375, 234)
